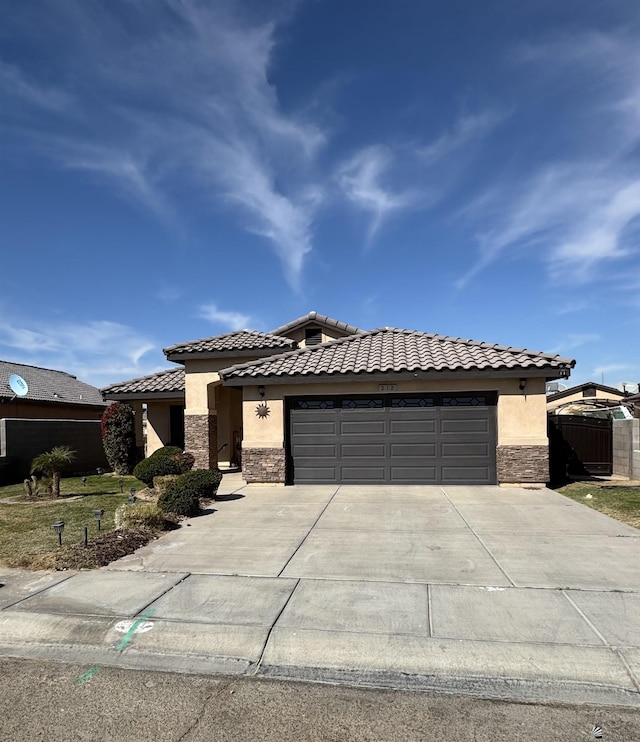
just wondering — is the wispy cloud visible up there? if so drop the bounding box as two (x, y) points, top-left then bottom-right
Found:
(0, 317), (156, 386)
(457, 30), (640, 289)
(548, 333), (600, 355)
(199, 304), (251, 331)
(0, 60), (74, 113)
(337, 145), (420, 242)
(592, 363), (631, 378)
(418, 109), (507, 165)
(0, 2), (326, 289)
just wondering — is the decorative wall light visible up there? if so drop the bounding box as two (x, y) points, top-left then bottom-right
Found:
(519, 378), (527, 392)
(258, 385), (265, 399)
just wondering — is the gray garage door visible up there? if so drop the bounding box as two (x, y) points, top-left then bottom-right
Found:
(288, 393), (497, 485)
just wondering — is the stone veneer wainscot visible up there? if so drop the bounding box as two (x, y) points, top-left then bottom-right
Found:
(243, 448), (286, 483)
(184, 413), (218, 470)
(496, 445), (549, 484)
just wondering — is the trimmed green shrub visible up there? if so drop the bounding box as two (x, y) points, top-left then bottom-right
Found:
(158, 479), (201, 517)
(101, 403), (137, 475)
(115, 502), (166, 531)
(133, 446), (194, 487)
(152, 475), (180, 496)
(175, 469), (222, 499)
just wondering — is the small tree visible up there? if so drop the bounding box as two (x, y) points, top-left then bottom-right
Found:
(101, 402), (137, 474)
(31, 446), (76, 498)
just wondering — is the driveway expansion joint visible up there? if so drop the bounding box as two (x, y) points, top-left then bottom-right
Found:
(439, 487), (516, 587)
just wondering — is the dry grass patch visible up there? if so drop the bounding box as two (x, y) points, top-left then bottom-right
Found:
(556, 481), (640, 529)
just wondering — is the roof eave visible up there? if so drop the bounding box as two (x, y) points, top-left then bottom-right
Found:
(165, 346), (295, 363)
(103, 391), (185, 401)
(221, 366), (574, 387)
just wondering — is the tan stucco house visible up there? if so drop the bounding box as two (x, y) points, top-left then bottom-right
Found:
(546, 382), (627, 414)
(103, 312), (575, 487)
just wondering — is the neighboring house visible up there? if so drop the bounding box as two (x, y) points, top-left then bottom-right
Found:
(103, 312), (575, 487)
(0, 360), (108, 483)
(547, 382), (628, 414)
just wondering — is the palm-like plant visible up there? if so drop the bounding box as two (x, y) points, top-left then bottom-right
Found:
(31, 446), (76, 498)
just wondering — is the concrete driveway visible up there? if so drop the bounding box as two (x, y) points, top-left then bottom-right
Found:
(1, 476), (639, 707)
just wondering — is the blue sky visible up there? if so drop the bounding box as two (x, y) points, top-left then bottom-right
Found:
(1, 0), (639, 392)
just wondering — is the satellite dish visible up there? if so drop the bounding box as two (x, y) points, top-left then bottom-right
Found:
(8, 374), (29, 397)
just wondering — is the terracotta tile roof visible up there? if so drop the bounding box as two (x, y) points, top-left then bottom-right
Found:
(164, 330), (295, 359)
(0, 360), (106, 407)
(102, 367), (185, 396)
(219, 328), (576, 381)
(271, 311), (361, 337)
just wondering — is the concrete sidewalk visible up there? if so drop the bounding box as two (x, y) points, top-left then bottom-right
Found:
(1, 475), (639, 707)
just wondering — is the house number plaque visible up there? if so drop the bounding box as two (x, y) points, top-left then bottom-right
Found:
(378, 384), (397, 392)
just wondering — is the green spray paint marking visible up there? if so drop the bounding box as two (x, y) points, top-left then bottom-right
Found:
(115, 608), (156, 651)
(75, 665), (101, 685)
(74, 608), (156, 685)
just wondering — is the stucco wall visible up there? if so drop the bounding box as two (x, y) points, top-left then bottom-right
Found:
(547, 388), (624, 411)
(146, 401), (174, 454)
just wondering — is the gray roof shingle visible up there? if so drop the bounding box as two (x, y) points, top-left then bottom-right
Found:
(219, 328), (576, 382)
(0, 360), (106, 407)
(271, 311), (361, 337)
(102, 367), (185, 396)
(164, 330), (295, 359)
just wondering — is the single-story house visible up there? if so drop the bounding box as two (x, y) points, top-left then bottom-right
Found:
(547, 381), (628, 414)
(103, 312), (575, 487)
(0, 360), (108, 483)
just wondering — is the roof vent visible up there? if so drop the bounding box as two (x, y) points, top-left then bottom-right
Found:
(305, 327), (322, 346)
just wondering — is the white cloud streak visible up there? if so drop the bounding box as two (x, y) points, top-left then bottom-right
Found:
(0, 317), (157, 387)
(337, 145), (420, 242)
(418, 109), (507, 165)
(199, 304), (251, 330)
(0, 60), (74, 113)
(458, 31), (640, 289)
(547, 333), (600, 355)
(0, 1), (325, 289)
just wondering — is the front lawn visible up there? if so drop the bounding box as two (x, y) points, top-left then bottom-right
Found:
(0, 475), (147, 569)
(0, 474), (140, 502)
(556, 481), (640, 529)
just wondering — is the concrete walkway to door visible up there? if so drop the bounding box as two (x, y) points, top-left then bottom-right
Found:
(1, 476), (639, 707)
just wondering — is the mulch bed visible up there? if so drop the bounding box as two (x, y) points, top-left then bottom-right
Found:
(28, 528), (159, 570)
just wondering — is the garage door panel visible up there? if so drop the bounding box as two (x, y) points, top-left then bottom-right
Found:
(292, 444), (337, 458)
(295, 466), (338, 482)
(341, 420), (386, 435)
(390, 443), (437, 457)
(389, 419), (437, 435)
(441, 442), (490, 457)
(291, 420), (337, 436)
(441, 418), (490, 434)
(340, 443), (387, 458)
(340, 466), (387, 481)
